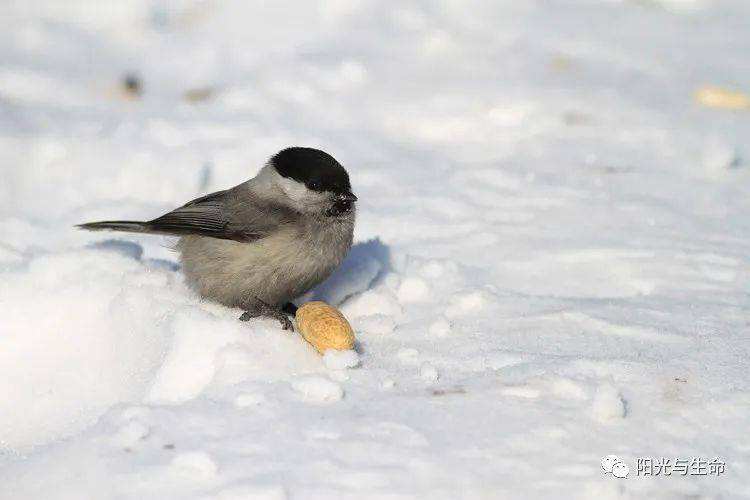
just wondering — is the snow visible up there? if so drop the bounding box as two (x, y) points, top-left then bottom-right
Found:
(419, 362), (440, 383)
(291, 376), (345, 403)
(1, 0), (749, 498)
(170, 451), (219, 479)
(590, 383), (627, 424)
(322, 349), (361, 370)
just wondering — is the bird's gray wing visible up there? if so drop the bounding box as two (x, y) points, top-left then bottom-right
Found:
(146, 188), (291, 242)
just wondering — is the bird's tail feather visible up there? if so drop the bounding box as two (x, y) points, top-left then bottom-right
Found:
(76, 220), (150, 233)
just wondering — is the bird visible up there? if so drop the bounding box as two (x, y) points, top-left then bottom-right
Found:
(78, 147), (357, 331)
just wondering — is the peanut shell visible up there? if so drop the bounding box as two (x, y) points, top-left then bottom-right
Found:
(296, 301), (355, 354)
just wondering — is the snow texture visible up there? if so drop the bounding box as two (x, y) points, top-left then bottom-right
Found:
(1, 0), (749, 498)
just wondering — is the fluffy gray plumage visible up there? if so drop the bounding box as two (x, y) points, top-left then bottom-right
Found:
(78, 147), (356, 330)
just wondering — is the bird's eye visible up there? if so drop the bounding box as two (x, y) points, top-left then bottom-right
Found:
(308, 180), (321, 190)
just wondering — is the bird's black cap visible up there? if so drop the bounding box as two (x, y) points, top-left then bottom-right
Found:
(272, 147), (352, 195)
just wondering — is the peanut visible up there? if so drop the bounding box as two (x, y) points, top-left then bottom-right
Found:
(296, 301), (355, 354)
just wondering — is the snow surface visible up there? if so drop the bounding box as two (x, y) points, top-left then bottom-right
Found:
(1, 0), (749, 498)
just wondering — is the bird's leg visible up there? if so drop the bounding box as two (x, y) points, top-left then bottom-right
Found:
(282, 302), (298, 316)
(239, 298), (294, 331)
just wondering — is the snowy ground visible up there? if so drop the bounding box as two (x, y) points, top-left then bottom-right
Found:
(1, 0), (749, 498)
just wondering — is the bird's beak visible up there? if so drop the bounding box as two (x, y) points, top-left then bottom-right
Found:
(336, 191), (358, 203)
(326, 191), (357, 217)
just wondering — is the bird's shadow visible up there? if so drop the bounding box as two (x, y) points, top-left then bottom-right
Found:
(87, 239), (143, 259)
(86, 239), (179, 271)
(310, 237), (392, 306)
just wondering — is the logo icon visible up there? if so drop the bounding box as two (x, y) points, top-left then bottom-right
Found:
(601, 455), (629, 478)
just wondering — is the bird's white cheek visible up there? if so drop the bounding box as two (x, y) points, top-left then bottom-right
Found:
(278, 177), (309, 202)
(276, 177), (329, 211)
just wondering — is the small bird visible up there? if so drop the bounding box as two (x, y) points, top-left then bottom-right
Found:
(78, 147), (357, 331)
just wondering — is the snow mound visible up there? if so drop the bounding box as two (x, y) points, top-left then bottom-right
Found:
(0, 248), (173, 451)
(0, 246), (322, 451)
(291, 375), (344, 403)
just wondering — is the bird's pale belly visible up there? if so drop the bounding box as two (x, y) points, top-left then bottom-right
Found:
(177, 221), (352, 309)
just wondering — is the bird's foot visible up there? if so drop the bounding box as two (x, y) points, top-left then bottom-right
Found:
(240, 298), (294, 331)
